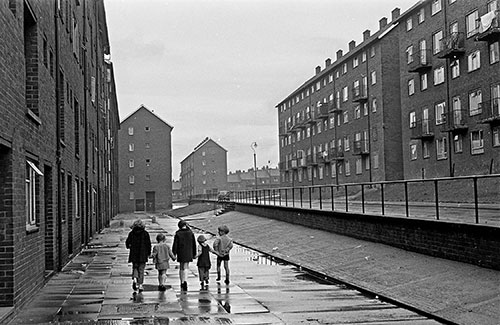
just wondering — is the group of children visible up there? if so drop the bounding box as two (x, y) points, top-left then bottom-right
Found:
(126, 218), (233, 293)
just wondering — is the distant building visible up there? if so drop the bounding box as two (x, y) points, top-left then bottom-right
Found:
(180, 138), (228, 198)
(227, 167), (281, 191)
(119, 105), (173, 212)
(172, 180), (183, 201)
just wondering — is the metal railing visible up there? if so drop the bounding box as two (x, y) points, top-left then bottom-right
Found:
(191, 174), (500, 226)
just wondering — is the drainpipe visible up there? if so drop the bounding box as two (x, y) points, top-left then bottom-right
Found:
(442, 1), (454, 177)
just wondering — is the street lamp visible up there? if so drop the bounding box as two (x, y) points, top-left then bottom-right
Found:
(251, 142), (258, 203)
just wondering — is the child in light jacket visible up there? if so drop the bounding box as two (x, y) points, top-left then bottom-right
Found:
(213, 225), (233, 284)
(151, 233), (176, 291)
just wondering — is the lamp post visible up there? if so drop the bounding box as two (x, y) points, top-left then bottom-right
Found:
(251, 142), (258, 203)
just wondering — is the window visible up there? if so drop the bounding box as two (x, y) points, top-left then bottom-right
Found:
(145, 175), (151, 181)
(433, 31), (443, 54)
(423, 142), (430, 158)
(330, 164), (337, 178)
(128, 143), (134, 152)
(145, 126), (150, 132)
(370, 46), (376, 57)
(409, 111), (416, 128)
(421, 73), (428, 90)
(451, 59), (460, 78)
(24, 1), (39, 116)
(493, 126), (500, 147)
(372, 98), (377, 112)
(408, 79), (415, 95)
(342, 86), (348, 102)
(345, 161), (351, 176)
(490, 42), (499, 64)
(431, 0), (441, 15)
(353, 56), (359, 68)
(129, 175), (135, 184)
(469, 90), (482, 115)
(354, 105), (361, 119)
(436, 137), (447, 160)
(129, 159), (134, 168)
(370, 71), (376, 85)
(492, 84), (500, 116)
(470, 130), (484, 154)
(434, 66), (445, 85)
(329, 116), (335, 128)
(410, 143), (418, 160)
(466, 10), (479, 38)
(417, 7), (425, 23)
(129, 192), (134, 200)
(26, 160), (43, 227)
(435, 101), (446, 124)
(343, 111), (349, 123)
(355, 158), (362, 174)
(468, 50), (481, 71)
(454, 134), (463, 153)
(406, 46), (414, 64)
(362, 52), (367, 62)
(344, 136), (350, 151)
(406, 17), (413, 31)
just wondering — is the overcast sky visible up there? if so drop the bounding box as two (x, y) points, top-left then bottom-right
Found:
(105, 0), (416, 180)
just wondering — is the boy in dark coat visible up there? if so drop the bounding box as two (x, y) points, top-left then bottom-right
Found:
(172, 220), (196, 291)
(126, 219), (151, 292)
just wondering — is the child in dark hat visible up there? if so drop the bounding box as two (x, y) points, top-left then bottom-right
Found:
(172, 220), (197, 291)
(195, 234), (219, 290)
(125, 219), (151, 293)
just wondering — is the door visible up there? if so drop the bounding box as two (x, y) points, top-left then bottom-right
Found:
(146, 191), (155, 212)
(135, 199), (145, 212)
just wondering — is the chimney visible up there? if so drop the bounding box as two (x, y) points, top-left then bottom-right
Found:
(379, 17), (388, 29)
(325, 58), (331, 67)
(363, 29), (371, 41)
(336, 49), (343, 60)
(315, 65), (321, 75)
(349, 40), (356, 51)
(391, 8), (400, 22)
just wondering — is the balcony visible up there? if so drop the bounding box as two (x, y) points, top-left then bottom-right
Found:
(290, 118), (306, 131)
(352, 85), (368, 103)
(306, 154), (318, 166)
(475, 10), (500, 42)
(303, 112), (316, 126)
(329, 148), (344, 160)
(353, 140), (370, 155)
(438, 32), (465, 59)
(315, 103), (330, 120)
(297, 156), (307, 168)
(480, 97), (500, 124)
(279, 126), (289, 137)
(408, 49), (432, 73)
(410, 119), (434, 140)
(442, 109), (468, 133)
(328, 100), (342, 113)
(289, 159), (298, 169)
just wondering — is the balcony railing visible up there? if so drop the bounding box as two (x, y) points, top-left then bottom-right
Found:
(303, 112), (315, 125)
(443, 108), (468, 132)
(410, 119), (434, 140)
(315, 103), (330, 120)
(480, 97), (500, 124)
(306, 154), (318, 166)
(438, 32), (465, 59)
(408, 49), (432, 73)
(279, 126), (289, 136)
(329, 148), (344, 160)
(328, 100), (342, 113)
(475, 9), (500, 42)
(353, 140), (370, 155)
(352, 85), (368, 102)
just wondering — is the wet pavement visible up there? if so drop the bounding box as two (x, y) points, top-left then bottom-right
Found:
(7, 212), (441, 324)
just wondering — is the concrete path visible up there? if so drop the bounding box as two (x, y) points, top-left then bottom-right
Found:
(7, 212), (440, 324)
(182, 209), (500, 325)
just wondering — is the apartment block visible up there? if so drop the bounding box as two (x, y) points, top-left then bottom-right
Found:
(119, 105), (173, 212)
(227, 167), (281, 192)
(277, 10), (404, 186)
(401, 0), (500, 178)
(180, 138), (228, 198)
(0, 0), (118, 311)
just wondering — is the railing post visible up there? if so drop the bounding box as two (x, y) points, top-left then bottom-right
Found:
(361, 184), (365, 213)
(345, 185), (348, 212)
(331, 186), (334, 211)
(319, 186), (323, 210)
(292, 188), (295, 208)
(473, 177), (479, 224)
(308, 187), (312, 209)
(405, 182), (409, 217)
(434, 180), (439, 220)
(300, 188), (303, 208)
(381, 183), (385, 215)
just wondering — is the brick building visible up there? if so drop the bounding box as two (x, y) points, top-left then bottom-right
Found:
(180, 138), (227, 198)
(277, 9), (404, 186)
(0, 0), (118, 313)
(401, 0), (500, 178)
(278, 0), (499, 187)
(227, 167), (281, 192)
(118, 105), (173, 212)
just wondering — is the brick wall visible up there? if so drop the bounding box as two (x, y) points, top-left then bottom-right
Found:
(236, 203), (500, 270)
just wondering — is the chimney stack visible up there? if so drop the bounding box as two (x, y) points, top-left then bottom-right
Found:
(336, 49), (343, 60)
(325, 58), (331, 67)
(349, 40), (356, 51)
(391, 8), (400, 22)
(379, 17), (388, 29)
(363, 29), (371, 41)
(315, 65), (321, 75)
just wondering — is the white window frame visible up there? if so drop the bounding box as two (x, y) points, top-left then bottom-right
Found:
(129, 175), (135, 184)
(436, 137), (448, 160)
(490, 42), (499, 64)
(418, 7), (425, 24)
(466, 10), (479, 38)
(433, 31), (443, 54)
(371, 71), (377, 85)
(435, 101), (446, 125)
(406, 17), (413, 31)
(470, 130), (484, 154)
(408, 79), (415, 95)
(434, 66), (445, 85)
(26, 160), (43, 227)
(129, 159), (134, 168)
(468, 50), (481, 71)
(128, 127), (134, 135)
(410, 143), (418, 160)
(421, 73), (428, 90)
(431, 0), (442, 15)
(451, 59), (460, 78)
(128, 143), (134, 152)
(469, 89), (483, 116)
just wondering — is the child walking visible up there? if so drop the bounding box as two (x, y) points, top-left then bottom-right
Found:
(196, 235), (219, 290)
(172, 220), (197, 291)
(125, 219), (151, 293)
(151, 233), (176, 291)
(213, 225), (233, 285)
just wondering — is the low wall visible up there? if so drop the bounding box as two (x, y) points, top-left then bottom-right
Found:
(235, 203), (500, 270)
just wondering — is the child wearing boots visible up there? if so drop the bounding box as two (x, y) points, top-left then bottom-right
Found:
(195, 234), (219, 290)
(213, 225), (233, 284)
(172, 220), (197, 291)
(125, 219), (151, 293)
(151, 233), (176, 291)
